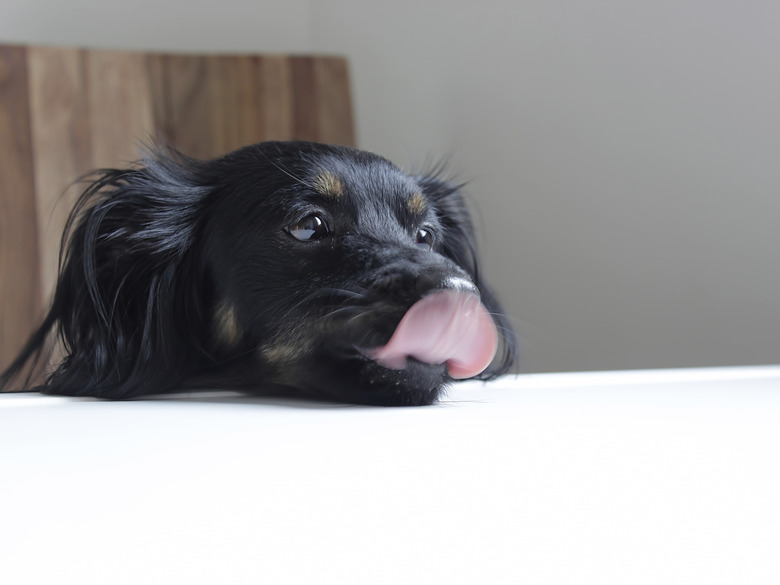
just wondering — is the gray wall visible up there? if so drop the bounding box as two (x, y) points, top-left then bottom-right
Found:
(3, 0), (778, 372)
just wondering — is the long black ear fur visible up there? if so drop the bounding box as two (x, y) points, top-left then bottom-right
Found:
(0, 148), (212, 398)
(417, 175), (518, 378)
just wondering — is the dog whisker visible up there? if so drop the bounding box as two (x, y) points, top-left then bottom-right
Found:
(281, 288), (362, 318)
(254, 148), (307, 187)
(317, 287), (368, 300)
(316, 305), (364, 323)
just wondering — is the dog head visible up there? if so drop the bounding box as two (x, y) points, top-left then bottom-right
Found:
(1, 141), (516, 405)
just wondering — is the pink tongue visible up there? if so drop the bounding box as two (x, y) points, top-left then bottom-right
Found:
(368, 290), (498, 379)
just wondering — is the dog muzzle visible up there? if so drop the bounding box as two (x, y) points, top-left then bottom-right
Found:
(368, 290), (498, 379)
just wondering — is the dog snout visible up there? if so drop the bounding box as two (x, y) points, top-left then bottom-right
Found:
(415, 270), (479, 299)
(367, 253), (477, 305)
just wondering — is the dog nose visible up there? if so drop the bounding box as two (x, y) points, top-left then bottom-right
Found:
(415, 270), (479, 299)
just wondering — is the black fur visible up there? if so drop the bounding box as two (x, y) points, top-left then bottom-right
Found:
(1, 141), (516, 406)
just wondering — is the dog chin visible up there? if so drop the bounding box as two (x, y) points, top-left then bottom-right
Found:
(288, 288), (497, 405)
(310, 353), (450, 406)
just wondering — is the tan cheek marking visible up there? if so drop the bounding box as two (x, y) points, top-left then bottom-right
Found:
(259, 327), (313, 372)
(260, 343), (301, 364)
(407, 192), (427, 215)
(214, 301), (242, 348)
(312, 172), (344, 198)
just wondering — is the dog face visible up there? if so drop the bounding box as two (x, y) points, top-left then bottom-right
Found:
(0, 142), (516, 406)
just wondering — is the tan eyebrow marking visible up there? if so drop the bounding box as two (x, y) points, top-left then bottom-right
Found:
(312, 172), (344, 198)
(407, 192), (427, 215)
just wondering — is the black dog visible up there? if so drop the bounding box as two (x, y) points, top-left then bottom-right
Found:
(0, 141), (515, 405)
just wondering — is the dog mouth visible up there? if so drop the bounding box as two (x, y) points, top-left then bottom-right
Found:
(363, 289), (498, 379)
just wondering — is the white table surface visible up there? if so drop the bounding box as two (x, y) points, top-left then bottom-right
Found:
(2, 366), (779, 585)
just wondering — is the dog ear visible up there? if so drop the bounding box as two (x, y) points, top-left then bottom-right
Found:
(417, 175), (518, 378)
(0, 148), (212, 398)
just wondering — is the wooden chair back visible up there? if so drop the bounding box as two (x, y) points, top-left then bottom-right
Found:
(0, 44), (355, 376)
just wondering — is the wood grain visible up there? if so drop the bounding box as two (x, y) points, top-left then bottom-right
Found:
(86, 50), (156, 169)
(0, 46), (41, 373)
(164, 54), (213, 159)
(0, 44), (355, 381)
(145, 53), (173, 142)
(207, 55), (262, 155)
(314, 58), (355, 147)
(28, 46), (91, 300)
(257, 56), (294, 142)
(291, 57), (318, 142)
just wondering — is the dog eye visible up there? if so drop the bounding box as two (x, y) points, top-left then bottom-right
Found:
(416, 227), (435, 250)
(287, 214), (330, 241)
